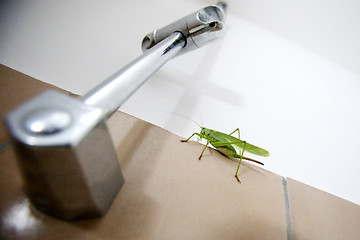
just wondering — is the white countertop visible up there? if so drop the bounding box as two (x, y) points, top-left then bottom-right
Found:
(1, 0), (359, 205)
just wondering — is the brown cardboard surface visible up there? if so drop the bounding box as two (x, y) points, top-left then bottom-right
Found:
(288, 178), (360, 240)
(0, 65), (287, 239)
(0, 64), (359, 239)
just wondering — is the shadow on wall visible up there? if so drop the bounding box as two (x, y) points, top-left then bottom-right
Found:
(156, 38), (243, 131)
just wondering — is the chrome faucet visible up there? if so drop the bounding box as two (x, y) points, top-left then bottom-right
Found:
(5, 2), (227, 220)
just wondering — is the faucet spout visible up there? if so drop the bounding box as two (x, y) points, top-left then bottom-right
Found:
(4, 2), (228, 221)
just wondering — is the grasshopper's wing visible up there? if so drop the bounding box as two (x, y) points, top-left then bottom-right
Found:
(234, 141), (269, 157)
(211, 132), (269, 157)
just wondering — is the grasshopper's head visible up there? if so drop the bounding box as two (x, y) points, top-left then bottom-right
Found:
(200, 127), (211, 137)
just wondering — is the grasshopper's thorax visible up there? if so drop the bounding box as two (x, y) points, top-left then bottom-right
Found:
(200, 127), (219, 143)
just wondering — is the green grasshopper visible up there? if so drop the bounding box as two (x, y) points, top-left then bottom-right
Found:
(181, 127), (269, 183)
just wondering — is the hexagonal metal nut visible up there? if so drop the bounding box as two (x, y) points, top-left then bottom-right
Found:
(6, 90), (124, 220)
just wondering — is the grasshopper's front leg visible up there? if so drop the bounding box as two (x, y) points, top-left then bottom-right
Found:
(198, 141), (210, 160)
(180, 132), (201, 142)
(181, 133), (208, 160)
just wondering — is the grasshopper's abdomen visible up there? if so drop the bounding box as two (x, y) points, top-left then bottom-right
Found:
(213, 143), (237, 158)
(207, 129), (240, 158)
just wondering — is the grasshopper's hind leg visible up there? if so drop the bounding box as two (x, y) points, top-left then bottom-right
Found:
(234, 141), (247, 183)
(229, 128), (241, 140)
(228, 128), (247, 182)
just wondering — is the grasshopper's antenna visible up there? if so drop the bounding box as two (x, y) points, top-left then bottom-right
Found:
(195, 110), (204, 128)
(171, 112), (202, 128)
(148, 110), (202, 128)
